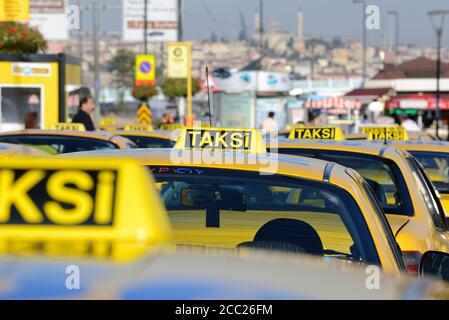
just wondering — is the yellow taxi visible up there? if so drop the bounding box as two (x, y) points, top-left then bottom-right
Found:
(0, 124), (137, 154)
(63, 127), (408, 275)
(382, 140), (449, 215)
(107, 124), (176, 149)
(0, 156), (172, 262)
(273, 126), (449, 274)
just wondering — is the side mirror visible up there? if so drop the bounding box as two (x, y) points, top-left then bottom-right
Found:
(420, 251), (449, 282)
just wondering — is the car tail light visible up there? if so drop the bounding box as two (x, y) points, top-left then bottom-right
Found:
(402, 251), (422, 275)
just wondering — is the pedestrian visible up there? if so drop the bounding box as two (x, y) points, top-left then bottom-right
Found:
(159, 113), (169, 129)
(72, 96), (96, 131)
(25, 111), (38, 129)
(261, 111), (279, 135)
(400, 114), (420, 132)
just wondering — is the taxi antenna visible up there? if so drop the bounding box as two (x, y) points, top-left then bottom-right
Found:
(206, 66), (213, 127)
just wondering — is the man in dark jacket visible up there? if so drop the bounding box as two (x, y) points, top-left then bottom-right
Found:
(72, 96), (96, 131)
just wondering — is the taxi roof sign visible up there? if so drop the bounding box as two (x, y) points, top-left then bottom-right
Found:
(51, 123), (86, 131)
(160, 124), (184, 131)
(288, 127), (346, 140)
(0, 157), (172, 246)
(124, 124), (154, 132)
(175, 128), (266, 154)
(366, 126), (409, 141)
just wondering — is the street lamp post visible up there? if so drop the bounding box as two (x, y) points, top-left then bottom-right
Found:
(428, 10), (449, 140)
(353, 0), (367, 87)
(144, 0), (148, 54)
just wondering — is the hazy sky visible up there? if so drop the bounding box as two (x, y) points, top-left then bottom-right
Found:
(74, 0), (449, 47)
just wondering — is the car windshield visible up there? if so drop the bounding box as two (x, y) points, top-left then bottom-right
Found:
(409, 151), (449, 194)
(276, 149), (413, 216)
(0, 135), (119, 154)
(151, 166), (381, 266)
(122, 135), (175, 148)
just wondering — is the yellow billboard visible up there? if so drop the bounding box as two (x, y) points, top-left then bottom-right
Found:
(0, 0), (29, 22)
(167, 42), (191, 79)
(135, 54), (156, 86)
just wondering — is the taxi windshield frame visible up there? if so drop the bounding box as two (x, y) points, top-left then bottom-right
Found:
(276, 149), (414, 217)
(151, 166), (382, 267)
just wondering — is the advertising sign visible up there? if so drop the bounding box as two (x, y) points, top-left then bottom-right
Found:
(167, 43), (190, 79)
(0, 0), (29, 22)
(123, 0), (178, 42)
(29, 0), (69, 40)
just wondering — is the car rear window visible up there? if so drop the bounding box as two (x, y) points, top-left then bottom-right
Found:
(151, 166), (382, 266)
(122, 135), (175, 148)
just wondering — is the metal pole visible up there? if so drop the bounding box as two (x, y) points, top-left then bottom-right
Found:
(178, 0), (183, 41)
(259, 0), (264, 57)
(396, 13), (399, 56)
(362, 1), (367, 87)
(144, 0), (148, 54)
(436, 28), (442, 140)
(78, 0), (83, 84)
(93, 0), (100, 107)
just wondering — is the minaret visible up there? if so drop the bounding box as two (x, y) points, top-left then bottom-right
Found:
(254, 8), (260, 40)
(297, 6), (304, 42)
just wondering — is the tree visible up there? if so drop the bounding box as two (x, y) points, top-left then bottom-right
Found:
(108, 49), (135, 110)
(161, 78), (201, 100)
(0, 22), (47, 54)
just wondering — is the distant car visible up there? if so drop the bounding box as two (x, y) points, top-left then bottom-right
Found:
(0, 130), (137, 154)
(213, 67), (231, 78)
(107, 130), (176, 149)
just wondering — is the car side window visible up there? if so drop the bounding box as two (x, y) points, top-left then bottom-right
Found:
(407, 157), (447, 231)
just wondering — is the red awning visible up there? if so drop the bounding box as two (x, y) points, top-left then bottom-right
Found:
(305, 97), (362, 110)
(386, 94), (449, 110)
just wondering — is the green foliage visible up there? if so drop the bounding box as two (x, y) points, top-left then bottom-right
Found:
(108, 49), (135, 108)
(161, 78), (201, 99)
(108, 49), (136, 89)
(0, 22), (47, 54)
(132, 84), (158, 101)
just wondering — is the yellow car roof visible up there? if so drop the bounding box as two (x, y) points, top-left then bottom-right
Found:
(0, 129), (118, 141)
(0, 143), (49, 158)
(106, 130), (173, 140)
(0, 130), (134, 149)
(387, 140), (449, 153)
(61, 148), (331, 182)
(275, 139), (410, 158)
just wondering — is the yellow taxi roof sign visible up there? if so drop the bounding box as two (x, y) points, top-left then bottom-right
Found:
(124, 124), (154, 132)
(0, 157), (172, 246)
(288, 127), (346, 140)
(160, 124), (184, 131)
(175, 128), (266, 154)
(51, 123), (86, 131)
(366, 126), (409, 141)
